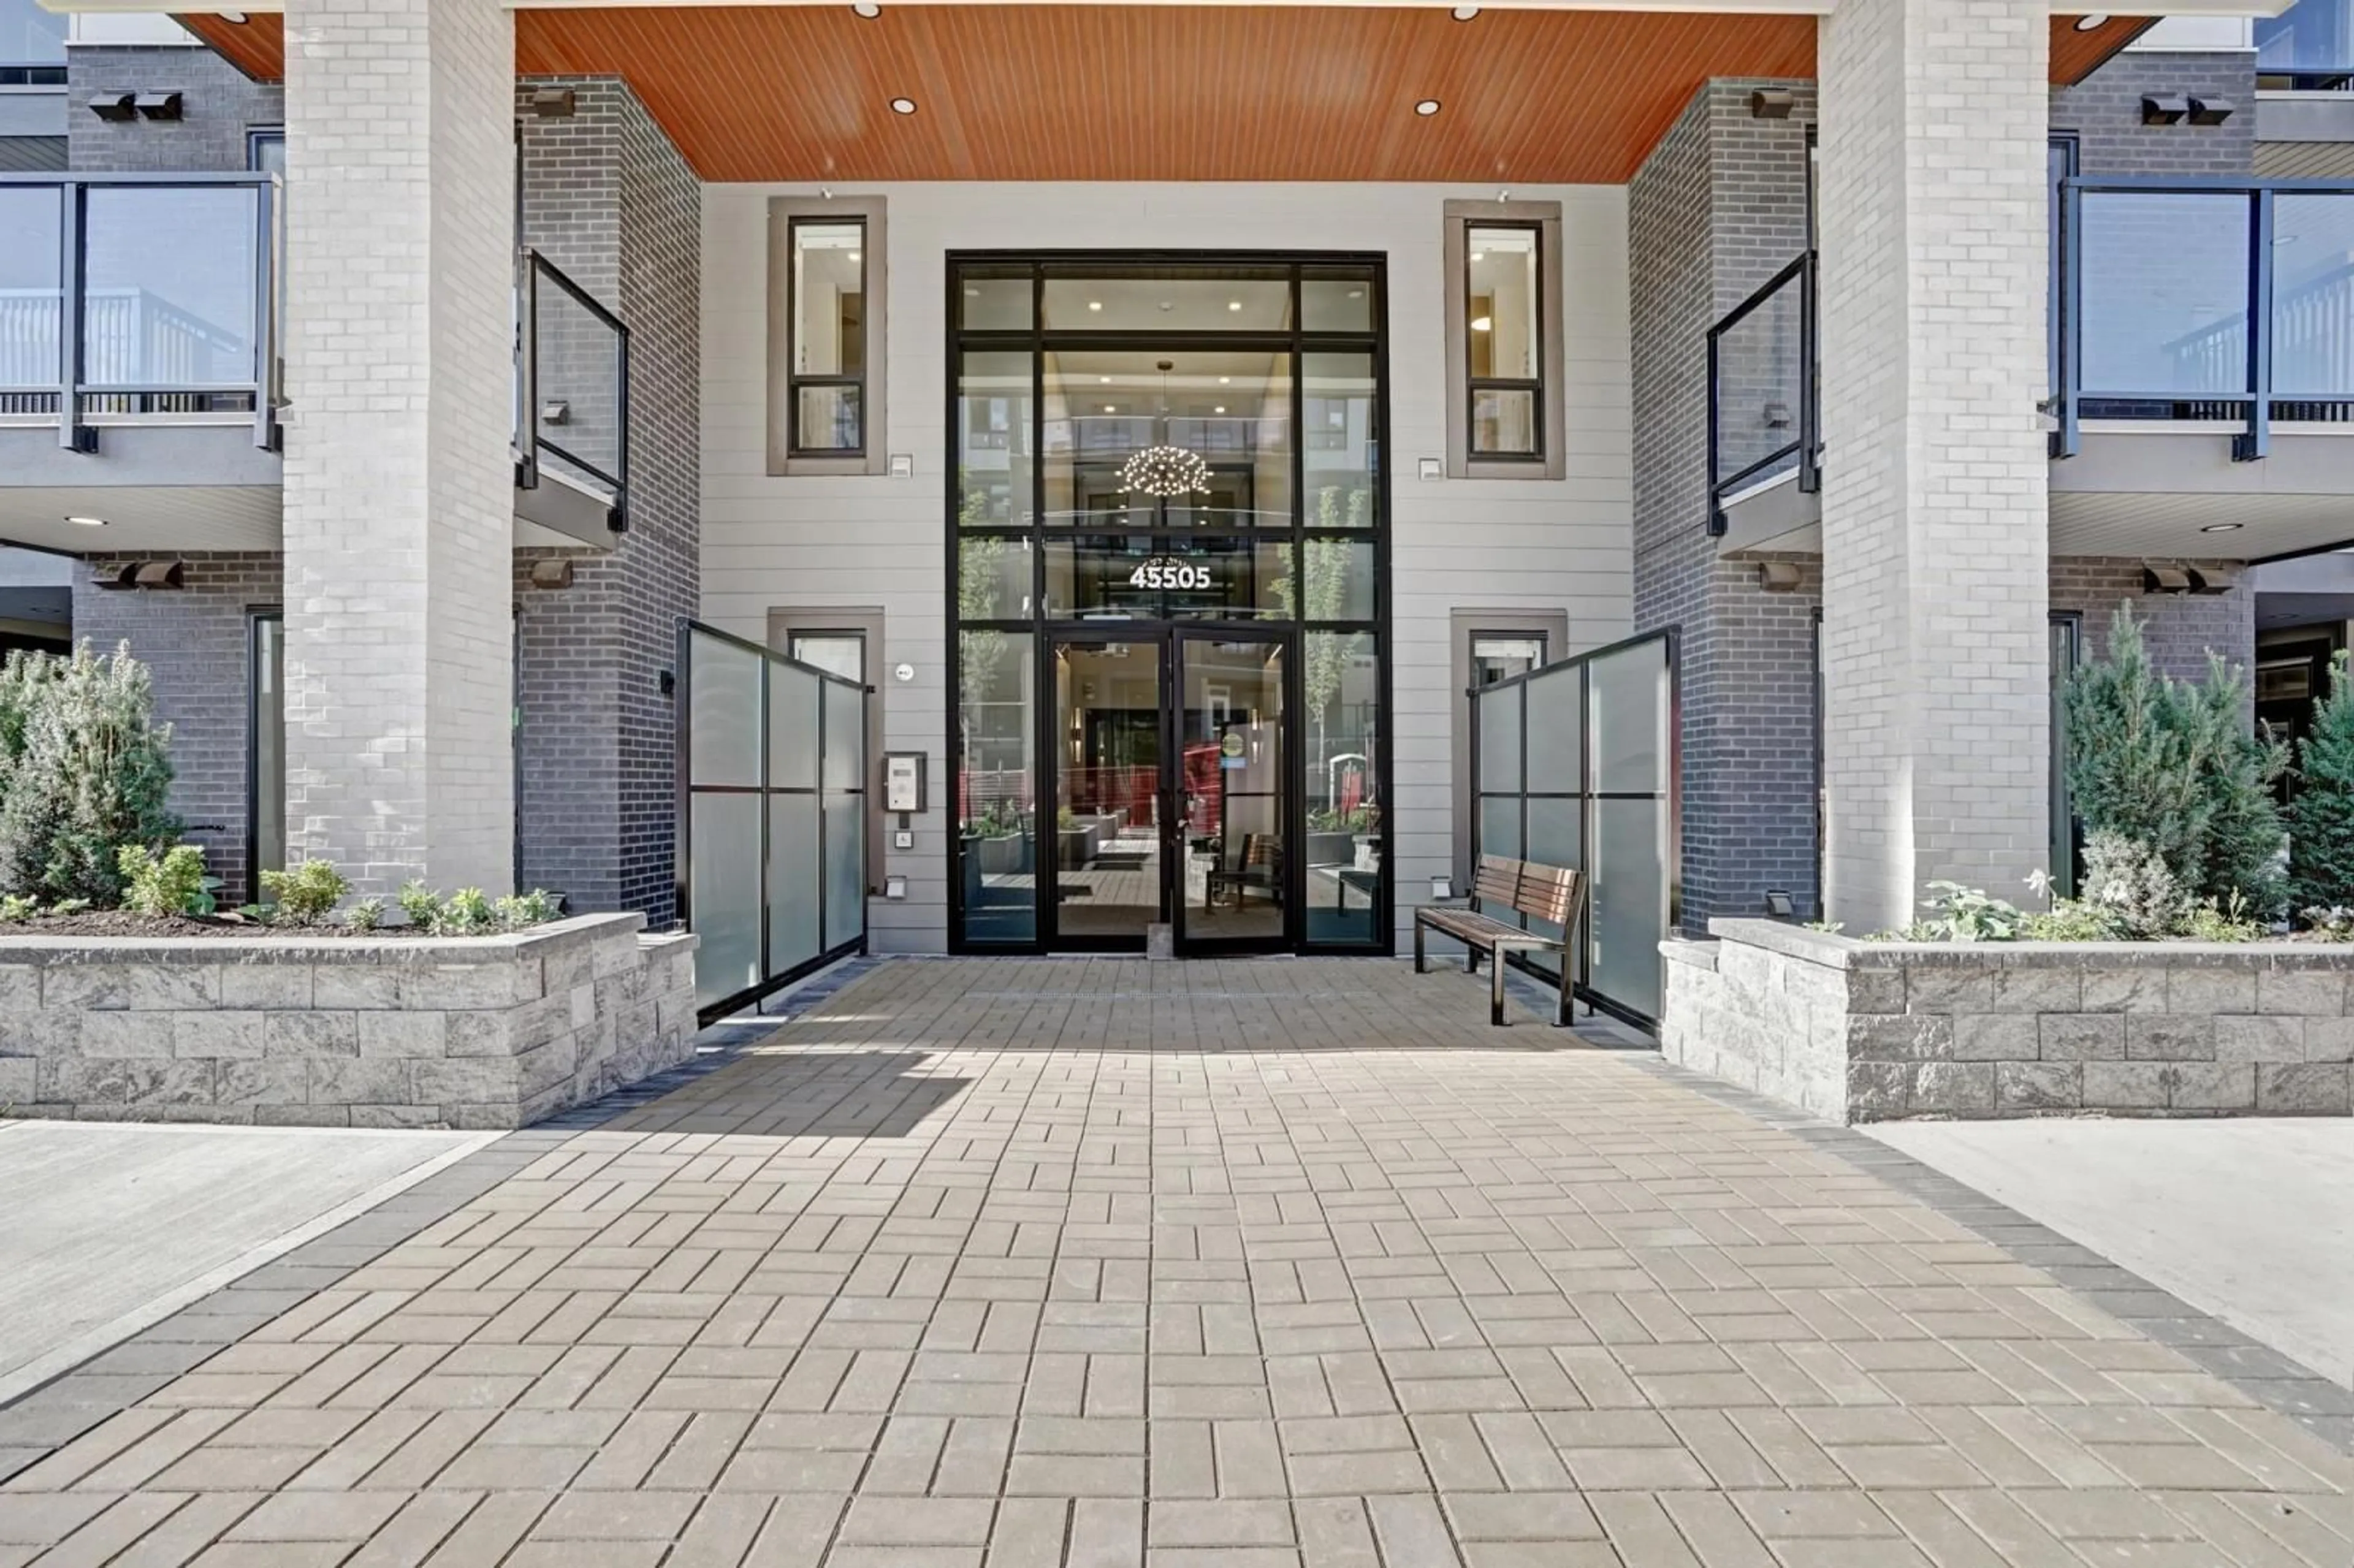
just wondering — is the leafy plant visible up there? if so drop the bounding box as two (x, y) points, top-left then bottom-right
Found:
(2289, 650), (2354, 917)
(50, 899), (88, 916)
(492, 889), (562, 932)
(259, 859), (349, 927)
(1056, 806), (1080, 831)
(2182, 893), (2264, 943)
(2021, 900), (2122, 942)
(1908, 881), (2029, 943)
(1311, 804), (1382, 834)
(116, 844), (207, 919)
(1802, 919), (1845, 935)
(397, 880), (442, 930)
(0, 642), (180, 907)
(2303, 905), (2354, 941)
(432, 888), (493, 936)
(2063, 607), (2287, 918)
(235, 903), (270, 923)
(345, 897), (386, 932)
(0, 894), (35, 923)
(2079, 831), (2184, 941)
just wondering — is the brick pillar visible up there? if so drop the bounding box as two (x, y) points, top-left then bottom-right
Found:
(280, 0), (516, 896)
(1815, 0), (2052, 933)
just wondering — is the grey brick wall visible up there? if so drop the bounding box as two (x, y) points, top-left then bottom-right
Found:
(514, 77), (699, 925)
(66, 44), (281, 173)
(69, 552), (278, 904)
(2051, 557), (2258, 684)
(2051, 50), (2255, 177)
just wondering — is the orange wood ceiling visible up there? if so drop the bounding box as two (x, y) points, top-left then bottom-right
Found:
(180, 7), (2144, 185)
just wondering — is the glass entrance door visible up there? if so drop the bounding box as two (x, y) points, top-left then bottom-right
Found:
(1175, 633), (1289, 953)
(1050, 637), (1166, 944)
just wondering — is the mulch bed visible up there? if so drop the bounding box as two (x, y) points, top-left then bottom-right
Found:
(0, 910), (436, 940)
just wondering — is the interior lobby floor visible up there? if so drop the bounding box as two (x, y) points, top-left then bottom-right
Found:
(0, 957), (2346, 1567)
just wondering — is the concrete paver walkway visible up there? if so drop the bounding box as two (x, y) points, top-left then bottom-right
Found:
(1, 957), (2348, 1567)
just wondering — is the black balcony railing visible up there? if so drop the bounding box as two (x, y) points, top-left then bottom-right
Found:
(1705, 251), (1818, 535)
(516, 249), (630, 532)
(1704, 178), (2354, 519)
(2055, 177), (2354, 461)
(0, 172), (282, 452)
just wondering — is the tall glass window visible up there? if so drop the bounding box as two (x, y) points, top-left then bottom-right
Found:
(949, 255), (1389, 953)
(1465, 225), (1542, 458)
(788, 218), (867, 455)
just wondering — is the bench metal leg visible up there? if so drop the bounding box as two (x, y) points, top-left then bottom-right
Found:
(1556, 965), (1572, 1028)
(1491, 947), (1508, 1026)
(1413, 918), (1426, 975)
(1465, 944), (1479, 975)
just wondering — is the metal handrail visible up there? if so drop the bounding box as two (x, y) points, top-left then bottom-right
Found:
(1704, 249), (1818, 536)
(514, 247), (631, 532)
(0, 171), (280, 454)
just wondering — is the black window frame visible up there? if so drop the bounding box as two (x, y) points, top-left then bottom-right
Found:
(1462, 219), (1546, 463)
(785, 213), (869, 460)
(244, 606), (284, 907)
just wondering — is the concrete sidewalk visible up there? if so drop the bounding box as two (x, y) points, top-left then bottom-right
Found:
(0, 1121), (490, 1408)
(1868, 1117), (2354, 1391)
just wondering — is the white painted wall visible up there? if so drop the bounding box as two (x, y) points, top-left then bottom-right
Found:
(699, 181), (1634, 953)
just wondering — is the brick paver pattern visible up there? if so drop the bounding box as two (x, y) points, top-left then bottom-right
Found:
(5, 958), (2350, 1567)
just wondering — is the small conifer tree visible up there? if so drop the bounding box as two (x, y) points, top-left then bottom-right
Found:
(2289, 650), (2354, 916)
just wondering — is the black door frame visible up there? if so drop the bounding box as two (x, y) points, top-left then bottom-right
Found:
(1043, 625), (1172, 953)
(1171, 625), (1297, 958)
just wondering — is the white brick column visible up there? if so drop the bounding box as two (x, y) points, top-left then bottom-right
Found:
(280, 0), (516, 896)
(1815, 0), (2052, 933)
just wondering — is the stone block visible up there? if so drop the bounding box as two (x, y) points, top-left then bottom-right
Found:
(1845, 969), (1905, 1014)
(220, 964), (314, 1010)
(357, 1011), (448, 1060)
(1951, 1014), (2038, 1062)
(2166, 967), (2257, 1016)
(1997, 1062), (2081, 1112)
(351, 1105), (452, 1130)
(79, 1012), (177, 1059)
(2213, 1014), (2303, 1067)
(2082, 1061), (2169, 1109)
(592, 934), (639, 980)
(1908, 1062), (1995, 1116)
(449, 1102), (524, 1131)
(2039, 1014), (2124, 1061)
(312, 966), (404, 1009)
(543, 940), (596, 993)
(0, 1057), (34, 1103)
(0, 965), (36, 1011)
(2126, 1015), (2214, 1062)
(220, 1060), (308, 1106)
(514, 1035), (579, 1099)
(310, 1058), (412, 1106)
(400, 961), (538, 1010)
(2306, 1017), (2354, 1064)
(173, 1011), (269, 1061)
(1904, 966), (1995, 1013)
(266, 1010), (359, 1059)
(2257, 969), (2345, 1016)
(2168, 1064), (2255, 1111)
(444, 1010), (512, 1058)
(41, 1057), (214, 1106)
(0, 1009), (79, 1057)
(413, 1057), (520, 1105)
(261, 1103), (342, 1127)
(2257, 1064), (2352, 1114)
(1848, 1014), (1953, 1062)
(44, 963), (219, 1011)
(568, 981), (598, 1031)
(2081, 968), (2166, 1014)
(1986, 967), (2082, 1014)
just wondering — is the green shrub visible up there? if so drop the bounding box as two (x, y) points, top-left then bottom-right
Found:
(491, 889), (561, 932)
(0, 893), (34, 923)
(259, 859), (349, 927)
(117, 844), (208, 918)
(2063, 607), (2286, 918)
(0, 642), (179, 907)
(2079, 831), (2184, 940)
(397, 880), (441, 929)
(1906, 881), (2028, 942)
(2289, 650), (2354, 916)
(345, 897), (386, 932)
(2183, 895), (2263, 943)
(432, 888), (493, 936)
(2304, 905), (2354, 941)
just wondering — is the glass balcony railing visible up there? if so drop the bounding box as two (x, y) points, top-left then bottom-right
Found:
(1705, 251), (1818, 533)
(2257, 0), (2354, 89)
(1704, 179), (2354, 507)
(2057, 178), (2354, 460)
(0, 173), (281, 450)
(0, 175), (630, 530)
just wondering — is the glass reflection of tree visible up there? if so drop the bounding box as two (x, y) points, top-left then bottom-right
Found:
(959, 484), (1015, 836)
(1273, 484), (1371, 829)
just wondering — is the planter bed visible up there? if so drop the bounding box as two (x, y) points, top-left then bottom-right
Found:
(0, 912), (698, 1130)
(1663, 918), (2354, 1122)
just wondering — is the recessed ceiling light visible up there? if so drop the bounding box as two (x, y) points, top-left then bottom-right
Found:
(848, 251), (861, 262)
(1414, 99), (1442, 117)
(1214, 406), (1227, 414)
(889, 97), (917, 115)
(2074, 12), (2110, 28)
(1103, 404), (1116, 413)
(64, 515), (107, 528)
(1452, 5), (1480, 18)
(965, 286), (980, 297)
(1470, 251), (1484, 262)
(1227, 300), (1242, 312)
(219, 9), (248, 21)
(1347, 289), (1364, 299)
(853, 1), (880, 15)
(2201, 522), (2245, 533)
(1087, 300), (1103, 312)
(1218, 376), (1231, 384)
(1099, 375), (1111, 384)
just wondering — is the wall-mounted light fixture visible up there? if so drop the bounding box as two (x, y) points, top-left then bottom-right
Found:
(88, 93), (137, 123)
(134, 92), (183, 121)
(1757, 561), (1804, 593)
(540, 398), (569, 425)
(2141, 95), (2188, 126)
(1417, 457), (1444, 482)
(527, 558), (575, 590)
(1750, 88), (1795, 120)
(94, 561), (186, 591)
(1430, 875), (1455, 901)
(1764, 889), (1795, 917)
(885, 874), (908, 900)
(2188, 564), (2241, 595)
(2142, 562), (2195, 594)
(530, 86), (577, 118)
(2187, 96), (2236, 126)
(1762, 402), (1792, 430)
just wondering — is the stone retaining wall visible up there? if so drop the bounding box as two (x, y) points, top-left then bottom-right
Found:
(1662, 918), (2354, 1122)
(0, 914), (698, 1128)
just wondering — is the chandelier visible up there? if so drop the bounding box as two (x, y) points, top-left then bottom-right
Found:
(1116, 360), (1213, 498)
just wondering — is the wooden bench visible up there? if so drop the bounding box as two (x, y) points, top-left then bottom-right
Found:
(1414, 854), (1582, 1026)
(1205, 833), (1281, 910)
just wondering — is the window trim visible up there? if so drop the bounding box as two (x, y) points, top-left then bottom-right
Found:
(1442, 199), (1565, 481)
(769, 196), (889, 476)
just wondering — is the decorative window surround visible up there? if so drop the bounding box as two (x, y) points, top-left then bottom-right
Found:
(1441, 198), (1566, 481)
